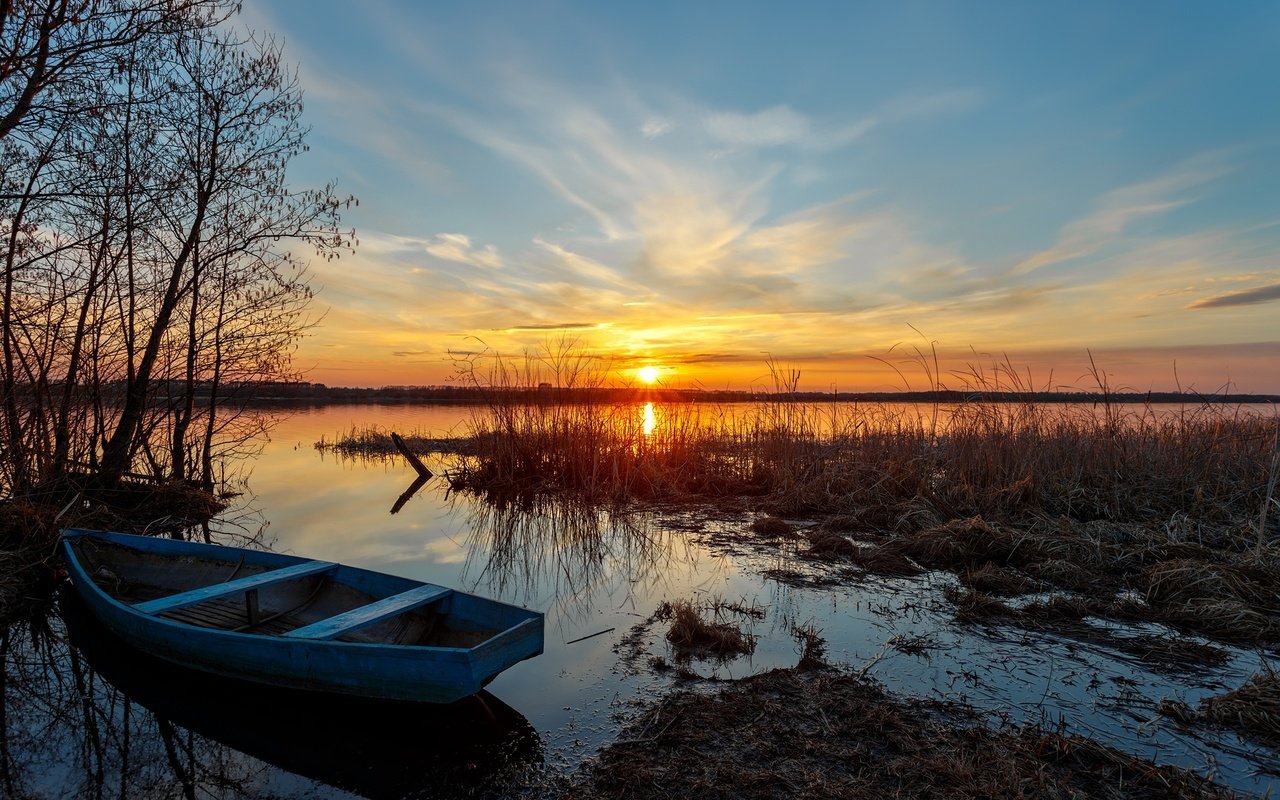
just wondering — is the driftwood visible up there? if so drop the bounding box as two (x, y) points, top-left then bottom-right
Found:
(387, 432), (432, 515)
(390, 433), (432, 480)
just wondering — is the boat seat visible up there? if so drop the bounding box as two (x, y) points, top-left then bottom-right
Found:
(134, 561), (337, 616)
(282, 584), (452, 640)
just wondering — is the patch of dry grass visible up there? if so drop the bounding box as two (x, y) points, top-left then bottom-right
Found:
(1197, 669), (1280, 749)
(315, 425), (467, 458)
(569, 667), (1234, 800)
(654, 599), (757, 662)
(959, 562), (1041, 596)
(748, 514), (793, 537)
(1161, 669), (1280, 750)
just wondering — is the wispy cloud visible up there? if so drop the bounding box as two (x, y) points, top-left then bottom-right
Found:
(1014, 154), (1232, 275)
(704, 105), (810, 147)
(1189, 281), (1280, 309)
(424, 233), (503, 268)
(504, 322), (600, 331)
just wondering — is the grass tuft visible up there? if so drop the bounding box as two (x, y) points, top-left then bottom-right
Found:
(655, 599), (757, 662)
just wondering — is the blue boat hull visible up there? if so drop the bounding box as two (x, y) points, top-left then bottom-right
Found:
(61, 530), (543, 704)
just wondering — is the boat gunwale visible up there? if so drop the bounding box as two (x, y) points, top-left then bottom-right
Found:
(61, 529), (538, 655)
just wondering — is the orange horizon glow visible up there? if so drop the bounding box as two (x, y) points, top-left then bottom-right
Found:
(296, 335), (1280, 396)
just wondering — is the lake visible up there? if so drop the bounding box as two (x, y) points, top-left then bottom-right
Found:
(3, 402), (1277, 797)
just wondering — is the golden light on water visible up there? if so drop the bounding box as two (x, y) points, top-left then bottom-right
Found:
(637, 365), (660, 384)
(643, 402), (656, 436)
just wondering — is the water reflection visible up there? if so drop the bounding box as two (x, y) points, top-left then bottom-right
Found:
(641, 402), (655, 437)
(391, 474), (431, 514)
(0, 593), (540, 799)
(456, 494), (707, 625)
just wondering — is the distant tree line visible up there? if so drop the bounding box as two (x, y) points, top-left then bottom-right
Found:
(209, 383), (1280, 407)
(0, 1), (352, 494)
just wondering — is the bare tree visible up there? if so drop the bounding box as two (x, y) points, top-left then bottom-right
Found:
(0, 2), (352, 496)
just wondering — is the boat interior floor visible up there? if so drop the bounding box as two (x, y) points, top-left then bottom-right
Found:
(72, 538), (493, 648)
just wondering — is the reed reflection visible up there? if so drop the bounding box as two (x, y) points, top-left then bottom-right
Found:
(454, 495), (710, 625)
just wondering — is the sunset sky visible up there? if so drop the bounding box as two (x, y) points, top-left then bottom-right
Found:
(245, 1), (1279, 393)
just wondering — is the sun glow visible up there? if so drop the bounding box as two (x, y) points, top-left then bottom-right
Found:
(637, 365), (660, 384)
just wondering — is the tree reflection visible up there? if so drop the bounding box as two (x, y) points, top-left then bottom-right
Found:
(0, 594), (541, 799)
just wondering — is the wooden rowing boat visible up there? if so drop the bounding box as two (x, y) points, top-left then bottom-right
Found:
(59, 590), (540, 797)
(61, 529), (544, 703)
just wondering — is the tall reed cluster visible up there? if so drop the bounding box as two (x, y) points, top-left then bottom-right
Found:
(448, 347), (1278, 540)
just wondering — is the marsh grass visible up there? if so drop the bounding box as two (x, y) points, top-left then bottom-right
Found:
(0, 478), (229, 625)
(0, 501), (59, 620)
(445, 347), (1278, 545)
(358, 343), (1280, 646)
(655, 599), (757, 662)
(315, 426), (469, 459)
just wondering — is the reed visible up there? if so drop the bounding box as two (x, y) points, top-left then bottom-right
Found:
(448, 380), (1276, 538)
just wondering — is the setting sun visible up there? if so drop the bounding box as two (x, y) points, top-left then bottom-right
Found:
(637, 365), (660, 384)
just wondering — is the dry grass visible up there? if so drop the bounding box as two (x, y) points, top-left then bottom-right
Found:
(1144, 559), (1280, 609)
(943, 586), (1019, 623)
(749, 514), (793, 537)
(1197, 669), (1280, 749)
(654, 599), (757, 662)
(959, 562), (1041, 596)
(1161, 669), (1280, 750)
(790, 622), (828, 669)
(569, 667), (1235, 800)
(445, 362), (1278, 537)
(832, 516), (1280, 647)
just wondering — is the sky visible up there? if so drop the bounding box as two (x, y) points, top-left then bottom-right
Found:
(243, 1), (1280, 393)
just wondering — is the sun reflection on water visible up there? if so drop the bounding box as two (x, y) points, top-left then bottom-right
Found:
(642, 402), (656, 437)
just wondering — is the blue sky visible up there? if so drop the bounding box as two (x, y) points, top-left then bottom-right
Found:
(245, 0), (1280, 391)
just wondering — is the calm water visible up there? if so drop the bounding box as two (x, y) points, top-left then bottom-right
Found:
(3, 403), (1278, 798)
